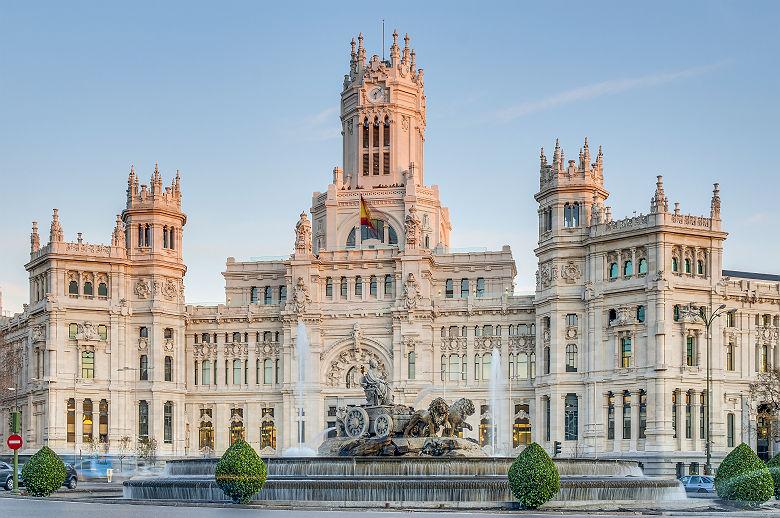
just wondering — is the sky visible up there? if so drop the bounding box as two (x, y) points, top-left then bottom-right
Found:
(1, 1), (778, 313)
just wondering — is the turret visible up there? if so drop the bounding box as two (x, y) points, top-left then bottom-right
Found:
(30, 221), (40, 253)
(49, 209), (63, 243)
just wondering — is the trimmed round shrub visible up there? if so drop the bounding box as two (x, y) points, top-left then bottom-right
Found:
(714, 443), (773, 503)
(508, 442), (560, 509)
(766, 452), (780, 500)
(214, 439), (267, 504)
(21, 446), (66, 497)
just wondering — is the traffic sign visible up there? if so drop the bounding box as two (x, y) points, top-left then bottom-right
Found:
(7, 434), (22, 450)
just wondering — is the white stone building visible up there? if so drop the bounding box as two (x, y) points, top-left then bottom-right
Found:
(1, 31), (778, 476)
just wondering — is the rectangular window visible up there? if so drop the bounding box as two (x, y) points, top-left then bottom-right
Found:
(700, 393), (706, 439)
(565, 314), (577, 326)
(138, 400), (149, 439)
(564, 394), (578, 441)
(476, 277), (485, 297)
(639, 390), (647, 439)
(233, 359), (242, 385)
(81, 351), (94, 379)
(264, 359), (273, 384)
(407, 351), (415, 379)
(460, 279), (469, 298)
(448, 354), (459, 381)
(445, 279), (453, 298)
(369, 276), (377, 295)
(623, 393), (631, 439)
(384, 275), (392, 295)
(726, 344), (734, 371)
(727, 413), (735, 447)
(383, 152), (390, 174)
(355, 277), (362, 296)
(279, 286), (287, 303)
(340, 277), (347, 297)
(139, 355), (148, 380)
(194, 361), (199, 385)
(685, 392), (692, 439)
(82, 399), (93, 442)
(99, 400), (108, 443)
(164, 402), (173, 444)
(362, 153), (369, 176)
(672, 391), (678, 438)
(325, 278), (332, 297)
(726, 311), (734, 328)
(686, 336), (695, 366)
(607, 393), (615, 440)
(545, 397), (551, 442)
(67, 398), (75, 443)
(164, 356), (173, 382)
(373, 152), (379, 175)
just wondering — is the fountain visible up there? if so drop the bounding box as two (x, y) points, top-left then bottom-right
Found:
(124, 358), (687, 507)
(488, 347), (508, 456)
(282, 321), (315, 457)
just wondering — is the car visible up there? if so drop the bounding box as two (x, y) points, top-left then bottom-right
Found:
(1, 461), (78, 491)
(679, 474), (716, 493)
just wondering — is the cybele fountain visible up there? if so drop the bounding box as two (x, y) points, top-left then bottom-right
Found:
(124, 354), (686, 507)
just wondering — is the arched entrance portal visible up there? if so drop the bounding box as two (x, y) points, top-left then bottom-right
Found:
(756, 404), (772, 461)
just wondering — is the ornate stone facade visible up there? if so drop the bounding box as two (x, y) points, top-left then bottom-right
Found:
(0, 32), (778, 476)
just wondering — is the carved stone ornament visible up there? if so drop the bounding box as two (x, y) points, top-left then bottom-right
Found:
(326, 348), (387, 388)
(404, 206), (421, 249)
(351, 323), (363, 354)
(78, 321), (97, 341)
(292, 277), (311, 314)
(611, 305), (637, 327)
(162, 278), (177, 300)
(31, 325), (46, 343)
(135, 279), (152, 299)
(539, 261), (557, 288)
(560, 261), (581, 284)
(138, 337), (148, 351)
(401, 115), (409, 131)
(403, 273), (423, 309)
(163, 338), (174, 352)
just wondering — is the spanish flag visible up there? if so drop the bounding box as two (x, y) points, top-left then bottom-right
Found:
(360, 195), (378, 239)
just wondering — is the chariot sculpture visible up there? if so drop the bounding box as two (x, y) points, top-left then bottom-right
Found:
(336, 359), (475, 440)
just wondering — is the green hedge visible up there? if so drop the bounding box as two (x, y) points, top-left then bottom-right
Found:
(20, 446), (66, 497)
(714, 443), (773, 503)
(214, 439), (267, 504)
(508, 442), (560, 509)
(766, 452), (780, 500)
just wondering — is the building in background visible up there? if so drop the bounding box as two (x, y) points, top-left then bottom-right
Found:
(1, 31), (778, 476)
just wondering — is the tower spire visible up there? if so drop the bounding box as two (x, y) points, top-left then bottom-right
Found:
(711, 182), (721, 218)
(390, 29), (400, 66)
(49, 208), (63, 243)
(31, 221), (40, 253)
(402, 33), (410, 67)
(650, 175), (669, 213)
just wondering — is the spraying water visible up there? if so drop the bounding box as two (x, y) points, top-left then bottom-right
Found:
(489, 347), (508, 456)
(413, 385), (444, 408)
(283, 320), (314, 456)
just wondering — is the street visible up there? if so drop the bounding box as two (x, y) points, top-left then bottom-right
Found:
(0, 498), (774, 518)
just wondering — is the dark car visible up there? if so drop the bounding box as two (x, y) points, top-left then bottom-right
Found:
(1, 461), (78, 490)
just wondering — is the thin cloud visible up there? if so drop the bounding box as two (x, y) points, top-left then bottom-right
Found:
(495, 61), (731, 121)
(287, 107), (341, 141)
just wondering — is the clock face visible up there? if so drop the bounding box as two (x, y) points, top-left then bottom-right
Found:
(367, 86), (385, 103)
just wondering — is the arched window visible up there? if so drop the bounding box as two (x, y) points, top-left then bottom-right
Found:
(164, 355), (173, 381)
(264, 286), (272, 304)
(623, 391), (631, 439)
(607, 392), (615, 439)
(362, 118), (369, 150)
(346, 227), (356, 248)
(686, 336), (695, 366)
(388, 225), (398, 244)
(138, 400), (149, 438)
(138, 225), (143, 247)
(346, 366), (358, 388)
(440, 354), (447, 381)
(624, 261), (632, 276)
(513, 403), (531, 447)
(144, 224), (150, 247)
(230, 420), (245, 444)
(163, 226), (169, 249)
(565, 344), (577, 372)
(199, 420), (214, 449)
(564, 203), (571, 228)
(384, 274), (393, 295)
(572, 202), (579, 227)
(355, 276), (362, 296)
(139, 354), (149, 380)
(684, 259), (691, 273)
(372, 116), (379, 149)
(69, 280), (79, 295)
(638, 258), (648, 274)
(609, 263), (618, 278)
(621, 337), (632, 368)
(83, 281), (93, 296)
(164, 401), (173, 444)
(82, 399), (93, 443)
(564, 394), (578, 440)
(233, 359), (242, 384)
(697, 260), (704, 275)
(170, 228), (175, 250)
(565, 314), (578, 326)
(260, 408), (277, 449)
(232, 332), (241, 343)
(98, 282), (108, 297)
(383, 115), (390, 146)
(340, 277), (347, 297)
(672, 257), (678, 272)
(637, 305), (646, 323)
(99, 399), (109, 443)
(369, 276), (377, 295)
(98, 324), (107, 340)
(408, 351), (415, 379)
(202, 360), (211, 385)
(445, 279), (453, 298)
(325, 277), (333, 296)
(201, 332), (210, 344)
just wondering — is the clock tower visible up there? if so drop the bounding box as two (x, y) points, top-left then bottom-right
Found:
(339, 31), (426, 189)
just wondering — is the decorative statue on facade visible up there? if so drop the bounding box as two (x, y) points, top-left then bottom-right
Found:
(292, 277), (311, 314)
(359, 358), (391, 406)
(404, 205), (421, 249)
(112, 214), (125, 248)
(294, 212), (312, 254)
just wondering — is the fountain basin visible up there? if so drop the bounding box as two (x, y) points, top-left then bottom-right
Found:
(125, 456), (684, 507)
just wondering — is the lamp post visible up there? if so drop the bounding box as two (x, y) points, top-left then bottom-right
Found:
(681, 302), (732, 475)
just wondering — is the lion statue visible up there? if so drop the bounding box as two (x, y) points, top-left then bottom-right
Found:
(442, 398), (475, 437)
(403, 397), (449, 437)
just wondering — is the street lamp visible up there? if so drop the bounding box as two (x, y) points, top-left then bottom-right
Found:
(681, 302), (733, 475)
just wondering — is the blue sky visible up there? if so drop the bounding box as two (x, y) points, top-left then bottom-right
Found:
(1, 1), (778, 313)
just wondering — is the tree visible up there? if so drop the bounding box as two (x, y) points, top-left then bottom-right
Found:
(136, 436), (158, 466)
(749, 368), (780, 442)
(117, 435), (132, 472)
